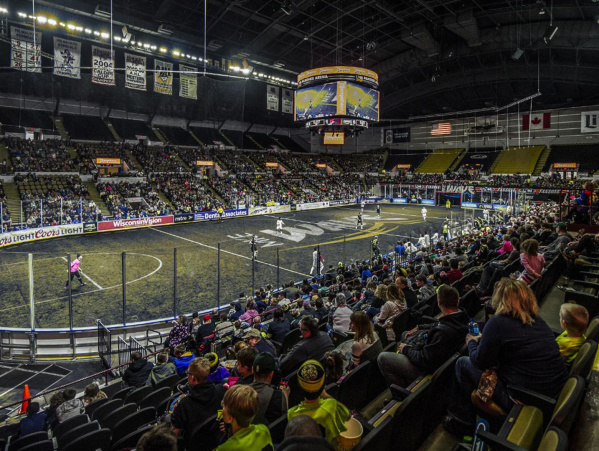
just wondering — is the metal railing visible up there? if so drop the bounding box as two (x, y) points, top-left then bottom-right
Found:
(97, 320), (111, 369)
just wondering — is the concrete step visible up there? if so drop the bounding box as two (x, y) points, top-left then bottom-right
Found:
(84, 182), (109, 216)
(53, 117), (69, 140)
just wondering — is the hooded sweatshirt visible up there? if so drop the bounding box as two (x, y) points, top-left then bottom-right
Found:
(174, 352), (196, 375)
(56, 398), (83, 423)
(123, 358), (154, 387)
(147, 362), (177, 386)
(171, 382), (226, 450)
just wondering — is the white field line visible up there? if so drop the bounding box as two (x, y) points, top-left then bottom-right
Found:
(61, 257), (104, 290)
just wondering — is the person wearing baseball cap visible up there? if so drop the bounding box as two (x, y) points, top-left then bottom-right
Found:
(246, 328), (276, 356)
(287, 360), (350, 447)
(195, 314), (216, 349)
(250, 353), (288, 426)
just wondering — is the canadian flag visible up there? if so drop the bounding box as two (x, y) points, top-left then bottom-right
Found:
(522, 112), (551, 130)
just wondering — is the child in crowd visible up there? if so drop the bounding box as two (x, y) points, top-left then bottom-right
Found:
(556, 303), (589, 364)
(218, 385), (274, 451)
(206, 352), (230, 384)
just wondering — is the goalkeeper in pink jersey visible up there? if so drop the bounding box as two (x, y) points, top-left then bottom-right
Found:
(65, 254), (86, 288)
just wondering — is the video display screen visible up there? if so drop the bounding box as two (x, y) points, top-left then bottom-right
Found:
(294, 82), (338, 121)
(345, 82), (380, 122)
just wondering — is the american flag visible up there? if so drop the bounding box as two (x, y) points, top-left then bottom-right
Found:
(431, 122), (452, 136)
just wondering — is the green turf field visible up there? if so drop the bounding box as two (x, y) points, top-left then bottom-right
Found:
(0, 204), (467, 329)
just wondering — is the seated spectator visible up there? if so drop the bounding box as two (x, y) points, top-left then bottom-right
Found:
(331, 294), (352, 334)
(45, 392), (64, 429)
(267, 309), (291, 346)
(240, 302), (260, 326)
(519, 239), (545, 284)
(229, 302), (244, 321)
(172, 357), (226, 450)
(215, 312), (234, 337)
(378, 285), (468, 388)
(206, 352), (230, 384)
(415, 274), (435, 301)
(137, 423), (178, 451)
(235, 346), (258, 385)
(218, 385), (274, 451)
(123, 351), (154, 387)
(557, 303), (589, 364)
(348, 311), (379, 369)
(19, 402), (47, 437)
(173, 345), (196, 376)
(280, 317), (334, 375)
(251, 352), (289, 425)
(279, 415), (333, 451)
(397, 276), (418, 309)
(82, 382), (107, 406)
(148, 352), (177, 386)
(168, 315), (190, 348)
(374, 284), (406, 342)
(444, 279), (568, 436)
(540, 223), (572, 261)
(56, 388), (83, 423)
(287, 360), (350, 448)
(314, 298), (329, 321)
(196, 314), (217, 350)
(246, 328), (276, 356)
(446, 259), (463, 284)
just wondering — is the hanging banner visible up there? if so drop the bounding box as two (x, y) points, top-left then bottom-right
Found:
(124, 53), (146, 91)
(91, 45), (115, 85)
(267, 85), (279, 111)
(53, 37), (81, 79)
(180, 64), (198, 99)
(11, 26), (42, 72)
(154, 59), (173, 95)
(282, 88), (293, 114)
(384, 127), (411, 144)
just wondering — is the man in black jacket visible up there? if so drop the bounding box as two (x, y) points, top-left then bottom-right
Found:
(279, 316), (334, 376)
(171, 357), (226, 449)
(123, 352), (154, 387)
(377, 285), (468, 387)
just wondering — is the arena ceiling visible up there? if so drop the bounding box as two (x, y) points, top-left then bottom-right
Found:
(28, 0), (599, 120)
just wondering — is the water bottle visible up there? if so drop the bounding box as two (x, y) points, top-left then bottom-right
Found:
(468, 318), (480, 335)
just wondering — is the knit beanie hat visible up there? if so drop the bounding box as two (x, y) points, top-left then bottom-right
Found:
(298, 360), (325, 400)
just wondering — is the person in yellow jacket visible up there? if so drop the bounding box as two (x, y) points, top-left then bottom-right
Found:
(446, 199), (451, 210)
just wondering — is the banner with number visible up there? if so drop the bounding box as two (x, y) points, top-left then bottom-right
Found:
(125, 53), (146, 91)
(11, 26), (42, 72)
(91, 45), (115, 85)
(282, 88), (293, 114)
(267, 85), (279, 111)
(154, 59), (173, 95)
(179, 65), (197, 99)
(53, 37), (81, 79)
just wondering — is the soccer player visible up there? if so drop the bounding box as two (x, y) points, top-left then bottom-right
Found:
(276, 217), (284, 234)
(218, 206), (224, 221)
(356, 212), (363, 230)
(251, 236), (258, 260)
(376, 204), (381, 218)
(310, 247), (324, 276)
(360, 200), (365, 213)
(65, 254), (85, 289)
(421, 206), (427, 222)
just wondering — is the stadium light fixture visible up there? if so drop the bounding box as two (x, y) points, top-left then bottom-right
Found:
(173, 50), (181, 57)
(543, 25), (558, 44)
(75, 26), (83, 32)
(159, 47), (167, 53)
(93, 30), (100, 36)
(28, 15), (36, 19)
(114, 36), (121, 41)
(150, 45), (157, 50)
(143, 43), (150, 49)
(37, 15), (47, 24)
(241, 68), (250, 75)
(191, 55), (197, 60)
(186, 54), (191, 58)
(100, 31), (110, 39)
(17, 12), (27, 18)
(48, 18), (57, 25)
(0, 7), (8, 14)
(84, 28), (92, 34)
(67, 23), (76, 30)
(137, 41), (143, 46)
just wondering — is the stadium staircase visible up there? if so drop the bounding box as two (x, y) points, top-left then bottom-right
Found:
(245, 134), (264, 150)
(52, 116), (69, 140)
(0, 143), (11, 169)
(151, 127), (167, 144)
(218, 130), (235, 147)
(533, 146), (552, 175)
(84, 182), (109, 215)
(2, 182), (21, 224)
(188, 129), (204, 145)
(67, 146), (78, 160)
(448, 148), (468, 171)
(125, 149), (143, 171)
(488, 148), (505, 173)
(415, 148), (463, 173)
(491, 145), (545, 174)
(270, 135), (286, 150)
(104, 118), (121, 141)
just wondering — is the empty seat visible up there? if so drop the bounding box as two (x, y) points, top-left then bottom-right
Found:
(92, 399), (124, 422)
(569, 340), (597, 379)
(110, 424), (152, 451)
(53, 414), (89, 442)
(153, 374), (180, 391)
(18, 440), (53, 451)
(111, 407), (156, 444)
(156, 393), (179, 417)
(8, 432), (48, 451)
(111, 386), (133, 400)
(139, 387), (172, 410)
(85, 397), (111, 417)
(186, 414), (219, 451)
(101, 403), (138, 430)
(124, 386), (154, 406)
(585, 316), (599, 342)
(58, 420), (100, 449)
(62, 428), (112, 451)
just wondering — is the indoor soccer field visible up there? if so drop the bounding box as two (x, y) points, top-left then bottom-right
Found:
(0, 204), (459, 329)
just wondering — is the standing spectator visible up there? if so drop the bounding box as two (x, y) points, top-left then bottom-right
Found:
(196, 314), (217, 350)
(147, 352), (177, 386)
(280, 317), (334, 375)
(123, 352), (154, 387)
(171, 357), (226, 450)
(56, 388), (83, 423)
(168, 316), (190, 349)
(251, 353), (289, 425)
(19, 402), (47, 437)
(218, 385), (274, 451)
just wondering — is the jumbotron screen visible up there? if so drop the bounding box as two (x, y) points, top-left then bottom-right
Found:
(345, 82), (380, 122)
(294, 82), (339, 121)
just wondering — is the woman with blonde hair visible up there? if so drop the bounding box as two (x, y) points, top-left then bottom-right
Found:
(444, 278), (568, 436)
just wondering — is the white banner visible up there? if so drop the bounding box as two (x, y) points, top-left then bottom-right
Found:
(180, 65), (198, 99)
(267, 85), (279, 111)
(91, 45), (115, 86)
(296, 201), (330, 211)
(0, 224), (84, 248)
(154, 59), (173, 95)
(53, 37), (81, 79)
(282, 88), (293, 114)
(125, 53), (146, 91)
(581, 111), (599, 134)
(11, 26), (42, 72)
(249, 205), (291, 215)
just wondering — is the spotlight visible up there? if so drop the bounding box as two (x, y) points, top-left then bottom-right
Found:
(543, 25), (558, 44)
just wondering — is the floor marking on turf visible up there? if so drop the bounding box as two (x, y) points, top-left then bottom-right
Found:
(280, 225), (400, 252)
(0, 253), (164, 312)
(0, 256), (64, 267)
(150, 227), (309, 278)
(60, 257), (104, 290)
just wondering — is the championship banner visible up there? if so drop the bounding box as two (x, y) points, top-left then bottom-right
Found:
(53, 37), (81, 79)
(11, 26), (42, 72)
(282, 89), (293, 114)
(180, 65), (198, 99)
(125, 53), (146, 91)
(154, 59), (173, 95)
(91, 46), (115, 85)
(384, 127), (410, 144)
(267, 85), (279, 111)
